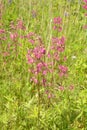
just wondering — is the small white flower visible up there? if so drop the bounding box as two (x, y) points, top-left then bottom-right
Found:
(50, 19), (52, 22)
(72, 56), (76, 59)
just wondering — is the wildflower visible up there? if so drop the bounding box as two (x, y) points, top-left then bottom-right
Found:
(83, 24), (87, 29)
(54, 52), (60, 61)
(53, 17), (62, 24)
(17, 20), (26, 30)
(83, 4), (87, 10)
(69, 85), (74, 90)
(42, 78), (46, 86)
(53, 25), (57, 30)
(33, 46), (46, 59)
(37, 62), (43, 73)
(72, 55), (76, 59)
(10, 33), (18, 40)
(27, 55), (34, 64)
(59, 65), (68, 73)
(29, 39), (35, 44)
(10, 21), (16, 30)
(64, 56), (67, 61)
(30, 77), (38, 84)
(19, 43), (22, 47)
(48, 93), (52, 99)
(3, 52), (9, 57)
(0, 29), (5, 34)
(59, 65), (68, 77)
(42, 70), (47, 75)
(85, 13), (87, 16)
(59, 86), (64, 91)
(47, 53), (51, 58)
(58, 26), (62, 32)
(7, 44), (11, 49)
(26, 32), (35, 39)
(83, 0), (87, 3)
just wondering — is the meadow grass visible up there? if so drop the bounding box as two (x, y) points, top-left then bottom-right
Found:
(0, 0), (87, 130)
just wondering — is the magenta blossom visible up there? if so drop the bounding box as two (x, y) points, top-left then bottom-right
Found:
(59, 86), (64, 91)
(83, 4), (87, 10)
(53, 17), (62, 24)
(33, 47), (46, 59)
(83, 0), (87, 3)
(59, 65), (68, 77)
(27, 55), (34, 64)
(0, 29), (5, 34)
(30, 77), (38, 84)
(17, 20), (26, 30)
(69, 85), (74, 90)
(10, 33), (18, 40)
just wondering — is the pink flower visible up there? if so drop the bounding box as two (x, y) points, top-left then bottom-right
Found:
(64, 56), (67, 61)
(33, 47), (46, 59)
(59, 36), (65, 45)
(53, 25), (57, 30)
(37, 62), (43, 72)
(59, 65), (68, 73)
(10, 33), (18, 40)
(48, 93), (52, 99)
(10, 21), (16, 30)
(83, 0), (87, 3)
(7, 44), (11, 49)
(59, 65), (68, 77)
(27, 56), (34, 64)
(43, 70), (47, 75)
(42, 78), (46, 86)
(85, 13), (87, 16)
(0, 29), (5, 34)
(59, 86), (64, 91)
(47, 53), (51, 58)
(53, 17), (62, 24)
(17, 20), (26, 30)
(83, 4), (87, 10)
(58, 26), (62, 32)
(3, 52), (9, 57)
(30, 77), (38, 84)
(29, 39), (35, 44)
(52, 36), (65, 52)
(57, 46), (65, 52)
(54, 52), (60, 61)
(26, 32), (35, 39)
(19, 43), (22, 47)
(0, 37), (6, 41)
(69, 85), (74, 90)
(83, 24), (87, 29)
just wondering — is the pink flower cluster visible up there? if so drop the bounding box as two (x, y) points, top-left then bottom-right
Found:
(17, 19), (26, 30)
(83, 0), (87, 29)
(53, 17), (62, 24)
(83, 0), (87, 11)
(0, 29), (5, 34)
(52, 36), (65, 52)
(27, 46), (46, 64)
(83, 0), (87, 4)
(26, 16), (73, 99)
(58, 65), (68, 77)
(53, 16), (62, 32)
(10, 19), (26, 30)
(26, 42), (49, 85)
(10, 33), (18, 41)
